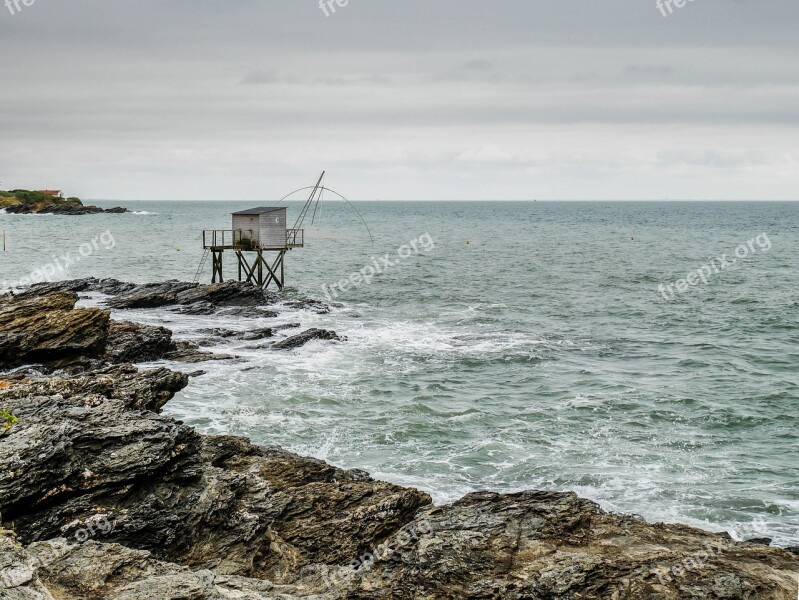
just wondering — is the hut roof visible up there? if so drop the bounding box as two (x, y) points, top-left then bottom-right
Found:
(232, 206), (285, 216)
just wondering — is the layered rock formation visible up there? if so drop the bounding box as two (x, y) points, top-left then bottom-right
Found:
(1, 283), (797, 599)
(0, 292), (109, 368)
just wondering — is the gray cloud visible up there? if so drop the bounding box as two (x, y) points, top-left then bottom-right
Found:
(0, 1), (797, 199)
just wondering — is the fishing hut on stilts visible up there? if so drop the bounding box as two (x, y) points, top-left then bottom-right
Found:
(195, 172), (372, 290)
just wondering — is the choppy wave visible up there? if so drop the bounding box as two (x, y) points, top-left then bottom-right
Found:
(46, 200), (799, 547)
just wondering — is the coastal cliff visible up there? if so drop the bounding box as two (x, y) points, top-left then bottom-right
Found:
(0, 281), (797, 599)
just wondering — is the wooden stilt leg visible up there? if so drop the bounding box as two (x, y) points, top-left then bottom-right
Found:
(262, 251), (286, 290)
(211, 250), (224, 283)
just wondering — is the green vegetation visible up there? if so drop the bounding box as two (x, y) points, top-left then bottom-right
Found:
(0, 410), (18, 432)
(237, 236), (257, 251)
(0, 190), (82, 209)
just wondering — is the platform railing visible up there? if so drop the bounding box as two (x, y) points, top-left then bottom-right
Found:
(286, 229), (304, 247)
(203, 229), (254, 249)
(203, 229), (302, 250)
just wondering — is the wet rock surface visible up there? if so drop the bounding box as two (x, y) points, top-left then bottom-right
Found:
(283, 299), (332, 314)
(271, 328), (345, 350)
(1, 281), (797, 599)
(200, 327), (275, 341)
(105, 280), (275, 310)
(26, 277), (138, 297)
(166, 341), (237, 363)
(104, 320), (177, 363)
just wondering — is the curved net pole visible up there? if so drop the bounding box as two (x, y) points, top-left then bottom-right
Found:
(276, 185), (375, 243)
(311, 184), (323, 225)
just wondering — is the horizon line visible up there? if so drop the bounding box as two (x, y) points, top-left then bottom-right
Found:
(84, 198), (799, 203)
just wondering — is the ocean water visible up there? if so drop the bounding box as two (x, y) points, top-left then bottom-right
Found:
(1, 200), (797, 546)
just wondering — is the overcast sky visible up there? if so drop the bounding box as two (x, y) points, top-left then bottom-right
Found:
(1, 1), (797, 200)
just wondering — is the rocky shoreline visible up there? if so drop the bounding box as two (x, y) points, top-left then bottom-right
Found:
(2, 204), (129, 215)
(0, 279), (797, 599)
(0, 190), (128, 215)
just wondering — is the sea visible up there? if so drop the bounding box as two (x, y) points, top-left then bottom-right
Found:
(1, 200), (797, 546)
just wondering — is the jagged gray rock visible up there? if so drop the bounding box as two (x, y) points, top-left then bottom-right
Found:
(201, 327), (275, 341)
(282, 299), (332, 314)
(342, 491), (799, 598)
(104, 320), (177, 363)
(165, 341), (237, 363)
(0, 364), (189, 412)
(4, 491), (798, 600)
(22, 277), (136, 297)
(271, 328), (344, 350)
(106, 281), (274, 310)
(0, 389), (429, 582)
(2, 281), (798, 600)
(6, 203), (104, 215)
(0, 292), (109, 368)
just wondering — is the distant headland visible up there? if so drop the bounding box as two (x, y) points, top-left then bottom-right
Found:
(0, 189), (128, 215)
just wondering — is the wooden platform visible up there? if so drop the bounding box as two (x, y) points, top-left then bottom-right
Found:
(202, 229), (304, 251)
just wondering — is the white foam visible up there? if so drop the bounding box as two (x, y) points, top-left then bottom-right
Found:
(73, 291), (799, 546)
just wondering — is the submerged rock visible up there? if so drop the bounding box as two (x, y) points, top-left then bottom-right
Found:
(172, 301), (219, 316)
(201, 327), (275, 341)
(216, 306), (279, 318)
(165, 341), (236, 363)
(282, 298), (332, 314)
(271, 328), (344, 350)
(171, 302), (280, 318)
